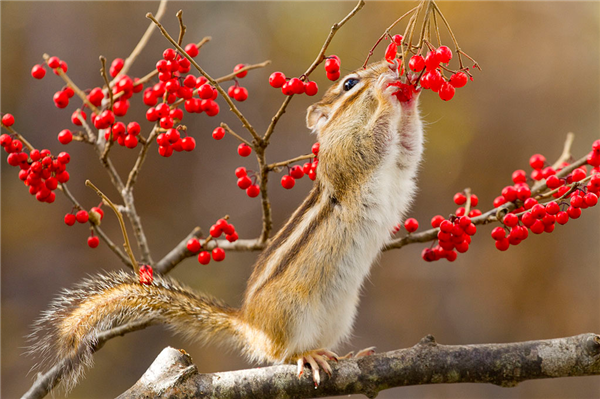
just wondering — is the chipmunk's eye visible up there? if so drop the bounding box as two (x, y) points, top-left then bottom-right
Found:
(343, 78), (359, 91)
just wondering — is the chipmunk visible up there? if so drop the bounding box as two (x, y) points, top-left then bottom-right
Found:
(30, 59), (424, 391)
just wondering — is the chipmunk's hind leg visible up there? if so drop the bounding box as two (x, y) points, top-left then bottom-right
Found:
(296, 349), (339, 386)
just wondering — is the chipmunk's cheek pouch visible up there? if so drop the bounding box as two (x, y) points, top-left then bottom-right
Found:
(306, 104), (330, 132)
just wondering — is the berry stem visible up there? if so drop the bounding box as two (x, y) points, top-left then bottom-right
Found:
(220, 123), (253, 147)
(85, 179), (139, 273)
(463, 187), (473, 215)
(125, 124), (161, 193)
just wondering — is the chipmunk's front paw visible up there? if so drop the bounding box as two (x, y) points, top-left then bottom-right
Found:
(296, 349), (339, 387)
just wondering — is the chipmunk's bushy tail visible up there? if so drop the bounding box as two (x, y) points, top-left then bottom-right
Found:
(28, 270), (241, 393)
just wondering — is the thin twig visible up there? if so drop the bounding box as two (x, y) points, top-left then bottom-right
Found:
(220, 123), (253, 147)
(215, 60), (272, 83)
(99, 56), (114, 109)
(264, 0), (365, 144)
(551, 132), (575, 170)
(85, 180), (139, 273)
(147, 13), (262, 144)
(176, 10), (186, 46)
(115, 0), (167, 81)
(155, 227), (203, 274)
(362, 4), (420, 69)
(125, 125), (160, 192)
(42, 54), (100, 115)
(267, 154), (314, 171)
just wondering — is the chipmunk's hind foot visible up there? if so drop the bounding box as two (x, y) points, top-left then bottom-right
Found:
(296, 349), (339, 387)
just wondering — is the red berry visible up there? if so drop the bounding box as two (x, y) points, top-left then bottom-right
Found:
(124, 134), (138, 149)
(545, 202), (560, 215)
(139, 265), (153, 285)
(511, 169), (527, 184)
(212, 127), (226, 140)
(312, 142), (320, 156)
(246, 184), (260, 198)
(305, 81), (319, 96)
(87, 236), (100, 248)
(530, 220), (544, 234)
(281, 175), (296, 189)
(431, 215), (444, 228)
(385, 42), (398, 63)
(181, 137), (196, 152)
(556, 211), (569, 225)
(212, 247), (225, 262)
(491, 226), (506, 240)
(436, 46), (453, 63)
(233, 87), (249, 101)
(198, 251), (211, 265)
(31, 64), (46, 79)
(210, 225), (223, 238)
(325, 57), (340, 73)
(58, 129), (73, 145)
(289, 78), (305, 95)
(404, 218), (419, 233)
(571, 168), (586, 182)
(226, 232), (239, 242)
(567, 206), (582, 219)
(326, 70), (341, 81)
(158, 145), (173, 157)
(76, 210), (89, 223)
(453, 192), (466, 205)
(422, 248), (437, 262)
(570, 195), (584, 208)
(392, 34), (403, 45)
(409, 55), (425, 72)
(584, 192), (598, 206)
(64, 214), (76, 226)
(235, 167), (247, 178)
(2, 114), (15, 127)
(290, 165), (304, 179)
(516, 186), (531, 201)
(529, 154), (546, 170)
(502, 213), (518, 227)
(237, 176), (252, 190)
(269, 72), (287, 88)
(501, 186), (517, 202)
(546, 175), (563, 189)
(234, 63), (247, 78)
(238, 143), (252, 157)
(449, 72), (468, 88)
(53, 91), (69, 108)
(185, 43), (199, 57)
(531, 204), (546, 219)
(47, 56), (60, 68)
(424, 51), (440, 71)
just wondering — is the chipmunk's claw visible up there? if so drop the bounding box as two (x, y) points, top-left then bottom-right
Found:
(295, 349), (339, 387)
(340, 346), (376, 359)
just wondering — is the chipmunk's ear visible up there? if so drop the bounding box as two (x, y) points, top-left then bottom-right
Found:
(306, 104), (329, 131)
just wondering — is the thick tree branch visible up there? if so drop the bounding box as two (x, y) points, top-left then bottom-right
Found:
(118, 333), (600, 399)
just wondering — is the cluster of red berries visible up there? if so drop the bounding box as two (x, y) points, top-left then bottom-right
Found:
(268, 72), (318, 96)
(53, 86), (75, 109)
(2, 119), (71, 204)
(384, 34), (470, 102)
(324, 55), (341, 81)
(139, 264), (153, 285)
(156, 128), (196, 157)
(280, 143), (320, 189)
(64, 206), (105, 248)
(31, 55), (68, 80)
(186, 218), (238, 265)
(104, 121), (144, 149)
(226, 64), (250, 101)
(235, 167), (260, 198)
(416, 191), (481, 262)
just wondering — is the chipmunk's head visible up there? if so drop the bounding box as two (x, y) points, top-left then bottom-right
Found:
(306, 60), (422, 196)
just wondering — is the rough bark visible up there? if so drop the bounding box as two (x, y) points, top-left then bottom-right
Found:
(118, 333), (600, 399)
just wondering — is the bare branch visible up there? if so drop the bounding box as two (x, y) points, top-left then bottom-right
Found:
(219, 123), (253, 147)
(115, 0), (168, 80)
(155, 227), (202, 274)
(267, 153), (314, 171)
(176, 10), (186, 46)
(125, 125), (160, 193)
(118, 333), (600, 398)
(214, 60), (272, 84)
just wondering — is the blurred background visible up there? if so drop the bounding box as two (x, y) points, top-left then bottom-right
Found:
(1, 1), (599, 398)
